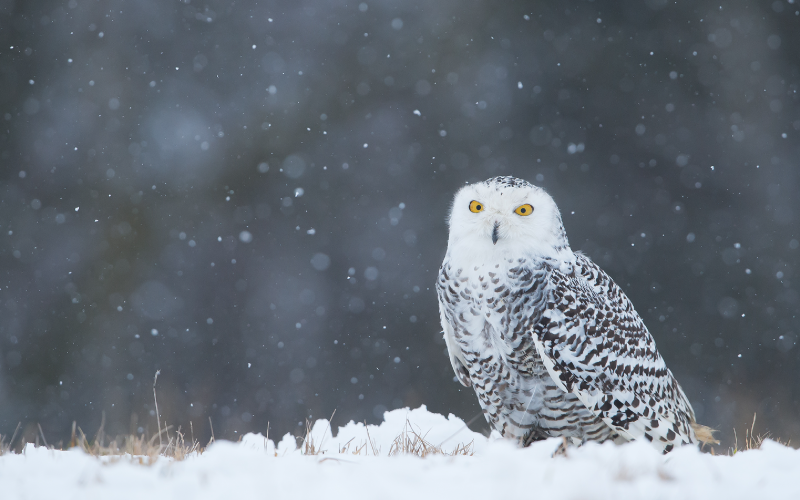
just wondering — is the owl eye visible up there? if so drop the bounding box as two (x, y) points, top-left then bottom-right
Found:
(469, 200), (484, 213)
(515, 204), (534, 216)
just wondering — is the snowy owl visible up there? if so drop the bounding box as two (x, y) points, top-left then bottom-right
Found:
(436, 176), (715, 453)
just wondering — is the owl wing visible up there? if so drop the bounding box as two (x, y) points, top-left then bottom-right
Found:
(530, 253), (697, 451)
(437, 261), (472, 388)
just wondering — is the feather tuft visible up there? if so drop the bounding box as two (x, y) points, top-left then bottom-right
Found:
(691, 423), (720, 445)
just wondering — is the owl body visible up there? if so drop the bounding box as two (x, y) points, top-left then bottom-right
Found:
(437, 176), (710, 453)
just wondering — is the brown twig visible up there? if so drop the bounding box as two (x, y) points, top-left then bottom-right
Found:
(37, 423), (48, 448)
(153, 370), (162, 450)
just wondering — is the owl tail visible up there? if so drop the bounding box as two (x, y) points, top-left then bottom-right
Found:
(691, 423), (720, 445)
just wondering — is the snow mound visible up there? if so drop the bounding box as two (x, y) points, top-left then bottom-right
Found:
(239, 404), (491, 456)
(2, 406), (799, 499)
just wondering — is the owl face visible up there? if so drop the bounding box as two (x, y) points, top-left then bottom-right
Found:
(446, 177), (568, 259)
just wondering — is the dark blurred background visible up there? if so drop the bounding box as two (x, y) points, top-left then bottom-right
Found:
(0, 0), (798, 450)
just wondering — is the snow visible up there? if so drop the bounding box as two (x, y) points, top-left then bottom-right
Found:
(2, 406), (799, 499)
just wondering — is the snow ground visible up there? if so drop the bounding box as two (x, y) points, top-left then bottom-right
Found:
(2, 406), (799, 499)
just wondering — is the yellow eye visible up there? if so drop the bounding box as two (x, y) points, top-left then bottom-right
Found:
(515, 204), (534, 216)
(469, 200), (484, 213)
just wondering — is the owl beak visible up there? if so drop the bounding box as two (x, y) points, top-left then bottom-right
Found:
(491, 221), (499, 245)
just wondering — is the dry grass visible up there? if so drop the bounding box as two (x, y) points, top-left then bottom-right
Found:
(8, 411), (790, 461)
(60, 370), (208, 463)
(70, 421), (202, 464)
(298, 416), (474, 458)
(0, 419), (206, 463)
(0, 423), (21, 456)
(3, 404), (474, 461)
(726, 413), (790, 456)
(0, 371), (206, 462)
(388, 419), (474, 457)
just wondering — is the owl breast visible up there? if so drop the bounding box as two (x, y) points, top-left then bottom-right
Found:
(437, 256), (621, 445)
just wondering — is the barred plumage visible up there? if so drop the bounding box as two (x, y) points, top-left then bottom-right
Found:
(436, 176), (714, 453)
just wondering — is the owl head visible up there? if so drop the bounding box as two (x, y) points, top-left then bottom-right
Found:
(446, 176), (571, 260)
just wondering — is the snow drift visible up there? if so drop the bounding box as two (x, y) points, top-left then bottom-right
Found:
(2, 406), (798, 499)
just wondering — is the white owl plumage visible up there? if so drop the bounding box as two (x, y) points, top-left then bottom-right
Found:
(436, 176), (715, 453)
